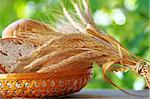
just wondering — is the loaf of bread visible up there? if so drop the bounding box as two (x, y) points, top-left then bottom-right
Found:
(2, 19), (56, 37)
(0, 38), (38, 73)
(2, 19), (61, 45)
(0, 19), (61, 73)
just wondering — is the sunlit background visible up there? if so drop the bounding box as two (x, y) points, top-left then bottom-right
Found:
(0, 0), (149, 90)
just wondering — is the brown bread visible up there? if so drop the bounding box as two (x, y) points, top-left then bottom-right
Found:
(0, 38), (38, 73)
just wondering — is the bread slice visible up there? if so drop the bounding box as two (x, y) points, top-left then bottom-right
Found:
(0, 38), (38, 73)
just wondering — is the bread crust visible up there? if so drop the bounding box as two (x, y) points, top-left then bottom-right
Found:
(0, 38), (38, 46)
(2, 19), (61, 45)
(2, 19), (56, 38)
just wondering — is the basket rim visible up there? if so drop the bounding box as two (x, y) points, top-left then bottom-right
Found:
(0, 70), (91, 80)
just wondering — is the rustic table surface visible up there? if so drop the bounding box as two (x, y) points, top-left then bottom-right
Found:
(60, 89), (150, 99)
(1, 89), (149, 99)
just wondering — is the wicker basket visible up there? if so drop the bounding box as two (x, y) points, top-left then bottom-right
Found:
(0, 69), (91, 98)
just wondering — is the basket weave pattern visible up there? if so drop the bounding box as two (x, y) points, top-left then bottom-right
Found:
(0, 73), (90, 97)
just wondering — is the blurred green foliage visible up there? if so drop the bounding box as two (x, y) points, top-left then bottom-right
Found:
(0, 0), (149, 90)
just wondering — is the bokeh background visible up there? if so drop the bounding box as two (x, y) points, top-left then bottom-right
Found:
(0, 0), (149, 90)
